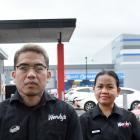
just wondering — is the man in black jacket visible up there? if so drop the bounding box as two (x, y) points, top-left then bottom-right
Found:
(0, 44), (83, 140)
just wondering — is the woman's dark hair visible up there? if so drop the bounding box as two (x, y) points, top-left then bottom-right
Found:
(94, 70), (120, 87)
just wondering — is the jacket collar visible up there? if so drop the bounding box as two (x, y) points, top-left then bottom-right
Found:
(90, 104), (124, 119)
(10, 90), (57, 106)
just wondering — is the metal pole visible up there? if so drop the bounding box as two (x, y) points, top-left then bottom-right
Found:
(57, 32), (64, 100)
(123, 93), (128, 110)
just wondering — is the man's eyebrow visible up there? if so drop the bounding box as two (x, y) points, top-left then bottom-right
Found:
(34, 63), (46, 65)
(17, 63), (46, 66)
(16, 63), (29, 66)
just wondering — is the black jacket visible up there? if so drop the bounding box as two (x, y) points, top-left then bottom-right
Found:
(0, 91), (83, 140)
(80, 104), (140, 140)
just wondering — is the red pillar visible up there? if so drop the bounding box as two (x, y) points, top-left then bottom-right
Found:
(57, 43), (64, 100)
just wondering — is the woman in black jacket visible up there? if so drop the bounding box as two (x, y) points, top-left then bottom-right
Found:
(80, 70), (140, 140)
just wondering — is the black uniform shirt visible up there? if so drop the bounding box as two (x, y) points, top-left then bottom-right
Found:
(80, 104), (140, 140)
(0, 91), (83, 140)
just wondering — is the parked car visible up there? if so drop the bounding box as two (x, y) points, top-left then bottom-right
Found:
(66, 86), (140, 112)
(65, 87), (97, 111)
(115, 87), (140, 110)
(65, 86), (93, 101)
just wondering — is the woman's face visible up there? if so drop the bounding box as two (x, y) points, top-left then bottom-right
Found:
(93, 74), (120, 107)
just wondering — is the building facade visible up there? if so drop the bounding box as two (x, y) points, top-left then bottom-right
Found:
(112, 34), (140, 90)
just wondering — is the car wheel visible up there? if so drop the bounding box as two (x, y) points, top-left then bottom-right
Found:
(130, 101), (140, 110)
(84, 101), (96, 112)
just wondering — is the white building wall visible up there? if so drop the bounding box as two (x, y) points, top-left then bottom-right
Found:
(92, 44), (112, 64)
(115, 63), (140, 90)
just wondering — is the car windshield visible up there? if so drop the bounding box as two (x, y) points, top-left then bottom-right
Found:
(65, 88), (73, 93)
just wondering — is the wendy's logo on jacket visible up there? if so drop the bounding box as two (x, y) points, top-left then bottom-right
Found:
(48, 113), (66, 121)
(9, 125), (20, 133)
(117, 121), (131, 128)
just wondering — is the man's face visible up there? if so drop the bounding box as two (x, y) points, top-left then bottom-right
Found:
(12, 51), (51, 98)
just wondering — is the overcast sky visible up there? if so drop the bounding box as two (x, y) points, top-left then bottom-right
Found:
(0, 0), (140, 66)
